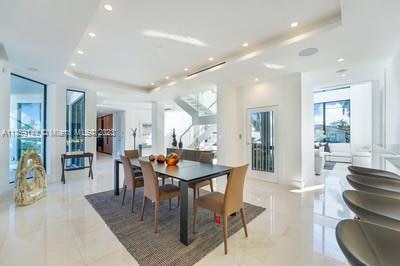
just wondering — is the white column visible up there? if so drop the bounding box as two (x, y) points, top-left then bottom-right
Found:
(216, 85), (242, 166)
(151, 102), (165, 154)
(0, 60), (10, 191)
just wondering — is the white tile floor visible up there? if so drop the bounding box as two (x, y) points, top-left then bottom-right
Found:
(0, 154), (352, 266)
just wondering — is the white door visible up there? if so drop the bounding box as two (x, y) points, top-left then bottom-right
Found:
(246, 106), (278, 183)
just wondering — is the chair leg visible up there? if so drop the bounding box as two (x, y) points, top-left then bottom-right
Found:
(154, 202), (160, 233)
(222, 214), (228, 255)
(193, 199), (198, 233)
(169, 198), (172, 210)
(121, 185), (127, 205)
(209, 179), (214, 192)
(140, 196), (147, 221)
(162, 178), (165, 185)
(131, 186), (136, 213)
(240, 208), (248, 237)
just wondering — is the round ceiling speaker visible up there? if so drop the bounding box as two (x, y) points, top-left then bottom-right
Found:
(298, 48), (319, 57)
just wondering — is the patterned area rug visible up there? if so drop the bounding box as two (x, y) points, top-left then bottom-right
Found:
(85, 189), (265, 266)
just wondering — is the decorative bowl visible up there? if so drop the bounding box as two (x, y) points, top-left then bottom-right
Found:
(149, 155), (156, 161)
(166, 152), (179, 166)
(156, 154), (165, 163)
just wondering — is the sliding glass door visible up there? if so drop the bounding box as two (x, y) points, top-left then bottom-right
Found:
(9, 74), (46, 183)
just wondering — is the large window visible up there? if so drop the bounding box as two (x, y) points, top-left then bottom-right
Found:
(66, 90), (85, 168)
(314, 100), (350, 143)
(9, 74), (46, 183)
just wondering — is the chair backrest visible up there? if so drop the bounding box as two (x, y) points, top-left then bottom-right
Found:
(125, 149), (140, 159)
(120, 155), (134, 188)
(139, 159), (159, 201)
(224, 164), (249, 215)
(198, 152), (213, 164)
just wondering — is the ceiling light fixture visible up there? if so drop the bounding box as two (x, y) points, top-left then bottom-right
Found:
(341, 73), (347, 77)
(254, 78), (259, 82)
(88, 32), (96, 37)
(209, 57), (214, 61)
(242, 43), (249, 47)
(184, 68), (189, 72)
(104, 4), (113, 11)
(77, 50), (84, 55)
(27, 67), (38, 72)
(264, 63), (285, 69)
(291, 21), (299, 28)
(142, 30), (208, 47)
(337, 58), (345, 62)
(165, 76), (170, 80)
(70, 63), (76, 67)
(151, 83), (155, 86)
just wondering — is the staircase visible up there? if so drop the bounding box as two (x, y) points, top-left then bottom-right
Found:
(174, 89), (217, 148)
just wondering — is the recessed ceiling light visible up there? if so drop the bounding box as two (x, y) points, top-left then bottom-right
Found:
(184, 68), (189, 72)
(88, 32), (96, 37)
(77, 50), (84, 55)
(242, 43), (249, 47)
(209, 57), (214, 61)
(104, 4), (113, 11)
(341, 73), (347, 77)
(165, 76), (170, 80)
(299, 48), (319, 57)
(27, 67), (38, 72)
(264, 63), (285, 69)
(337, 58), (345, 62)
(70, 63), (76, 67)
(291, 22), (299, 28)
(254, 78), (259, 82)
(151, 83), (155, 86)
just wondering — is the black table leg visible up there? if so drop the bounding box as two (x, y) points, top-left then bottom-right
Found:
(180, 181), (189, 245)
(114, 159), (120, 195)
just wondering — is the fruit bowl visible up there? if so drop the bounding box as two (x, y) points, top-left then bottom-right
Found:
(156, 154), (165, 163)
(166, 153), (179, 166)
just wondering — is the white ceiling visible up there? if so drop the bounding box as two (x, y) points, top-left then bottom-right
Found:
(1, 0), (400, 107)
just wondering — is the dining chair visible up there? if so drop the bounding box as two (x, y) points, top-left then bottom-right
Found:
(124, 149), (143, 176)
(139, 159), (181, 233)
(190, 152), (214, 210)
(193, 164), (249, 254)
(120, 155), (144, 213)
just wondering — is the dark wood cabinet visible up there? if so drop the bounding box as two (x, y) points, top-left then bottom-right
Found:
(97, 114), (113, 154)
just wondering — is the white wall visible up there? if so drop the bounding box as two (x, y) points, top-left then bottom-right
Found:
(385, 48), (400, 145)
(0, 66), (98, 189)
(0, 60), (10, 192)
(151, 102), (165, 154)
(218, 73), (304, 187)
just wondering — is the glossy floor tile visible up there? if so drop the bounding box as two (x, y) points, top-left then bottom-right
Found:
(0, 154), (351, 266)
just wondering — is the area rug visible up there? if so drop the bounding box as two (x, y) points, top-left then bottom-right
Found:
(85, 189), (265, 266)
(324, 161), (336, 170)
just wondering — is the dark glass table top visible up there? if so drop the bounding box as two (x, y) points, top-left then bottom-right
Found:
(129, 158), (232, 183)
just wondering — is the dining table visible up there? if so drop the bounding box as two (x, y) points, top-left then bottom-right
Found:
(114, 157), (232, 245)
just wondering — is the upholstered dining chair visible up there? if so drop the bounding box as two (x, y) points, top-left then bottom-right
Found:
(120, 155), (144, 213)
(189, 152), (214, 210)
(139, 159), (181, 233)
(124, 149), (143, 176)
(193, 164), (249, 254)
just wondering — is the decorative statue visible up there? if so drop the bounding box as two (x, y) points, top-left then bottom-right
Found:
(171, 128), (177, 147)
(15, 149), (47, 206)
(131, 128), (137, 149)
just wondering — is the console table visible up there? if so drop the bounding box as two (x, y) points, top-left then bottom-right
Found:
(61, 152), (94, 184)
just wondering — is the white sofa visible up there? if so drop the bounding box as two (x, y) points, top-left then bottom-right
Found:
(325, 143), (352, 163)
(325, 143), (372, 165)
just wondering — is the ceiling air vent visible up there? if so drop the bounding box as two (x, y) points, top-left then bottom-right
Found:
(186, 61), (226, 78)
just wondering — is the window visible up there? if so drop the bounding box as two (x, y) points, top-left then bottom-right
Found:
(314, 100), (350, 143)
(9, 74), (46, 183)
(66, 90), (85, 168)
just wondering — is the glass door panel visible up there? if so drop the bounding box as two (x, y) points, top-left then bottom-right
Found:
(9, 74), (46, 183)
(247, 107), (277, 182)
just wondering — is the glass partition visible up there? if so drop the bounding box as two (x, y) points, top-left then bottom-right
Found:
(9, 74), (46, 183)
(66, 90), (85, 168)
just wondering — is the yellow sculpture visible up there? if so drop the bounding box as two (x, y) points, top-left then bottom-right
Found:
(15, 149), (47, 206)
